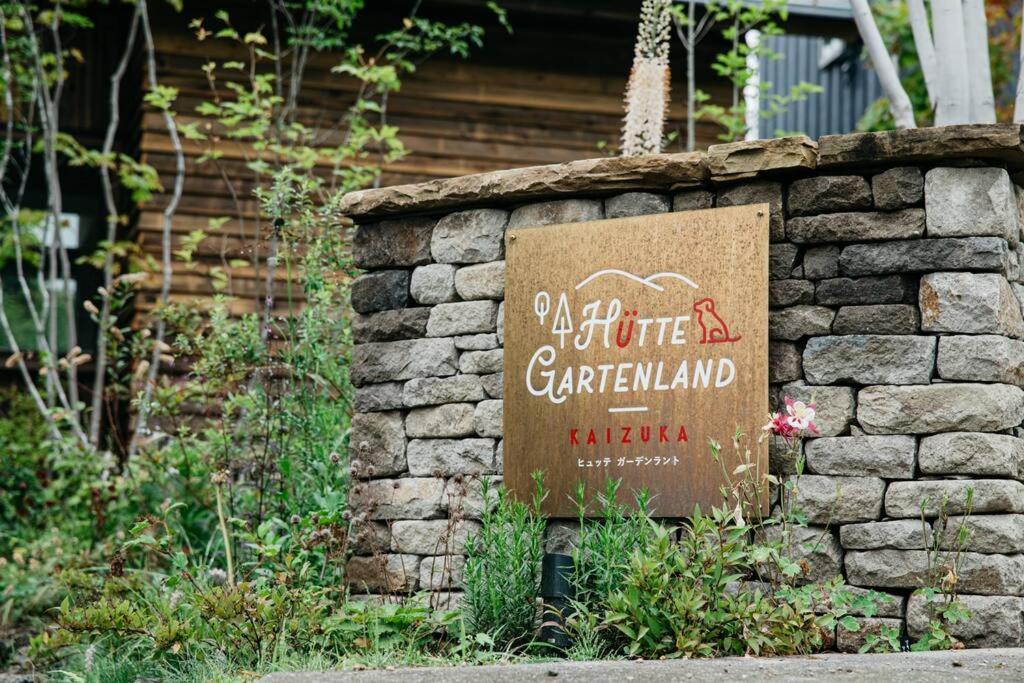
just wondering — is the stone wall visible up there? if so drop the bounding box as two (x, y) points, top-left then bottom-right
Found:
(343, 124), (1024, 647)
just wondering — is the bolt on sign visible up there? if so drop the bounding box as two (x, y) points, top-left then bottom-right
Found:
(504, 204), (769, 517)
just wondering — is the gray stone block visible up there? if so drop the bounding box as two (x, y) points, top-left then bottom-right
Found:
(769, 306), (834, 341)
(426, 300), (499, 337)
(444, 475), (501, 517)
(351, 270), (409, 314)
(803, 335), (935, 385)
(352, 338), (458, 386)
(790, 475), (885, 523)
(857, 383), (1024, 434)
(460, 349), (503, 374)
(354, 216), (434, 269)
(886, 479), (1024, 517)
(761, 524), (843, 585)
(405, 403), (476, 438)
(350, 478), (446, 520)
(354, 382), (404, 413)
(410, 263), (457, 304)
(418, 555), (466, 590)
(496, 301), (505, 345)
(840, 520), (930, 550)
(349, 520), (391, 556)
(671, 189), (714, 212)
(769, 342), (802, 383)
(788, 209), (925, 243)
(454, 334), (498, 351)
(407, 438), (497, 476)
(926, 167), (1020, 243)
(921, 272), (1024, 338)
(717, 180), (784, 241)
(769, 434), (802, 474)
(454, 261), (505, 300)
(872, 167), (923, 210)
(769, 244), (800, 280)
(806, 435), (916, 479)
(404, 375), (486, 407)
(481, 372), (503, 399)
(832, 305), (920, 335)
(769, 279), (815, 307)
(473, 399), (503, 437)
(779, 384), (855, 437)
(907, 594), (1024, 648)
(839, 237), (1010, 276)
(349, 411), (407, 477)
(803, 245), (841, 280)
(940, 514), (1024, 553)
(850, 550), (1024, 595)
(507, 199), (602, 229)
(846, 549), (928, 590)
(431, 208), (508, 263)
(787, 175), (872, 217)
(351, 308), (430, 344)
(816, 275), (914, 306)
(937, 335), (1024, 385)
(391, 519), (480, 555)
(918, 432), (1024, 478)
(346, 554), (419, 592)
(604, 192), (670, 218)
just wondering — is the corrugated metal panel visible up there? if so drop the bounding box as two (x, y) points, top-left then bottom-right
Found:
(759, 34), (882, 139)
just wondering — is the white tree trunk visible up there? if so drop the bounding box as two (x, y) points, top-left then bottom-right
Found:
(850, 0), (916, 128)
(963, 0), (996, 123)
(931, 0), (971, 125)
(1015, 1), (1024, 122)
(906, 0), (939, 110)
(687, 0), (696, 152)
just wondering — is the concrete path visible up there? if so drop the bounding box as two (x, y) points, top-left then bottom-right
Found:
(261, 648), (1024, 682)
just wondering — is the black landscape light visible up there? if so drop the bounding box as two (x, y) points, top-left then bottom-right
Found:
(539, 552), (575, 651)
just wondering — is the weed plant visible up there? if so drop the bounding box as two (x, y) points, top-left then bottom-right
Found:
(461, 474), (546, 651)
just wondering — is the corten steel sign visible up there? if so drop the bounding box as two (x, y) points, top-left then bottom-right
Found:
(504, 205), (769, 517)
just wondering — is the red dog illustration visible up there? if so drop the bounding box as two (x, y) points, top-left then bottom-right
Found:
(693, 297), (741, 344)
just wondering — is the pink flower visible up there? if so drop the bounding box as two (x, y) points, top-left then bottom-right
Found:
(763, 412), (797, 439)
(784, 397), (819, 435)
(763, 396), (819, 440)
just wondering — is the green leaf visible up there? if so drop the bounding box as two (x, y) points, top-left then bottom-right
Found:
(839, 615), (860, 632)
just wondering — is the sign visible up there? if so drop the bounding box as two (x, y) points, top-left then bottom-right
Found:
(504, 205), (769, 517)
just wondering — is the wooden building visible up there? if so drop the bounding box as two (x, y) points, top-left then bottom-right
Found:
(3, 0), (865, 377)
(134, 0), (733, 320)
(130, 0), (865, 320)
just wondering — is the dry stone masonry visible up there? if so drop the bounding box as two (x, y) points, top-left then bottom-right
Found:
(343, 124), (1024, 648)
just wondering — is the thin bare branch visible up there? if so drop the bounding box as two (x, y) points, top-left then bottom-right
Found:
(131, 0), (186, 456)
(90, 4), (142, 446)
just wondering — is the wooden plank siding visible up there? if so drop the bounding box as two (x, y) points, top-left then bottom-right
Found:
(134, 3), (732, 325)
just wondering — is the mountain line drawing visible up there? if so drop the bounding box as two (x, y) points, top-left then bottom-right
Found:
(574, 269), (700, 292)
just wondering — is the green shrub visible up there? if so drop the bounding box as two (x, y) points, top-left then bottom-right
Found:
(461, 474), (546, 650)
(562, 428), (887, 659)
(570, 479), (653, 612)
(604, 509), (810, 658)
